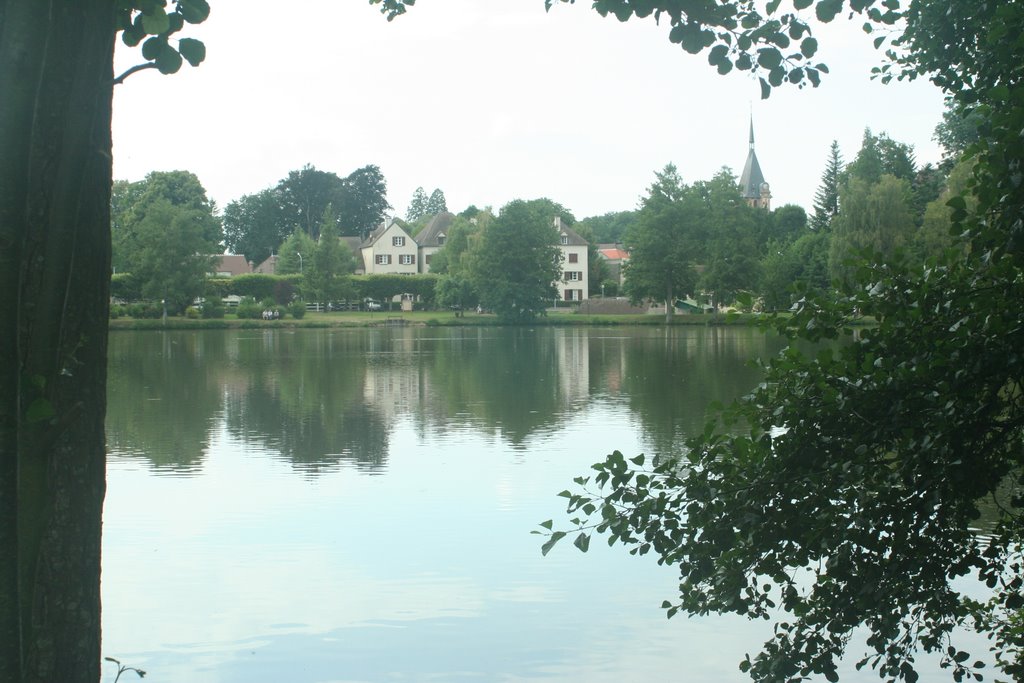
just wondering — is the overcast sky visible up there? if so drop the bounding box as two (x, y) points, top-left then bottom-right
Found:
(111, 0), (948, 226)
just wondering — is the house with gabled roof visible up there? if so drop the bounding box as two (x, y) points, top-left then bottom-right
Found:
(360, 218), (419, 275)
(212, 254), (252, 277)
(415, 211), (456, 273)
(554, 216), (589, 302)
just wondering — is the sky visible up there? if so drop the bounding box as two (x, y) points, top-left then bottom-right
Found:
(111, 0), (949, 226)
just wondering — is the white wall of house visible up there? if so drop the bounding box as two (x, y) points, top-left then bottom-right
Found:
(419, 245), (442, 273)
(361, 222), (419, 275)
(556, 241), (589, 302)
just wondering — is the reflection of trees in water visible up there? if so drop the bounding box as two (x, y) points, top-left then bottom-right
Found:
(222, 330), (389, 473)
(419, 328), (571, 447)
(618, 327), (787, 459)
(106, 331), (226, 472)
(106, 327), (789, 476)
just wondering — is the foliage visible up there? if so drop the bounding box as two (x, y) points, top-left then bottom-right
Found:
(470, 199), (562, 323)
(200, 298), (224, 319)
(336, 164), (392, 238)
(534, 2), (1024, 682)
(275, 231), (317, 276)
(288, 300), (307, 319)
(623, 164), (701, 318)
(828, 174), (915, 287)
(352, 273), (439, 307)
(406, 186), (429, 222)
(426, 188), (448, 216)
(697, 168), (763, 307)
(222, 188), (286, 265)
(434, 274), (478, 314)
(235, 297), (262, 320)
(303, 206), (356, 306)
(810, 141), (843, 232)
(578, 210), (637, 244)
(934, 98), (984, 170)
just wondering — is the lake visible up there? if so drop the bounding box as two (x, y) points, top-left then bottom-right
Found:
(101, 326), (984, 682)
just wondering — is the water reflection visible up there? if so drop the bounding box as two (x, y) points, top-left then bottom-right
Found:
(106, 326), (786, 475)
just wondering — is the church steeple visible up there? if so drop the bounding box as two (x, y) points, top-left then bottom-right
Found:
(740, 116), (771, 210)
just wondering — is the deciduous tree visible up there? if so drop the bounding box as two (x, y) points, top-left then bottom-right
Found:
(470, 200), (561, 322)
(623, 164), (701, 320)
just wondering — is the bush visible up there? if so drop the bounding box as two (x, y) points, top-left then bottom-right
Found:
(289, 300), (306, 319)
(185, 306), (201, 319)
(235, 296), (262, 319)
(201, 299), (225, 319)
(128, 302), (161, 319)
(109, 304), (125, 319)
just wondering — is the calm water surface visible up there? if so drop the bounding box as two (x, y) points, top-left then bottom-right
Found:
(101, 326), (982, 682)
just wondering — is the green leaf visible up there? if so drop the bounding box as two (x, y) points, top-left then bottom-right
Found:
(757, 47), (783, 69)
(540, 531), (566, 556)
(26, 398), (55, 423)
(630, 454), (645, 466)
(155, 45), (183, 74)
(759, 78), (771, 99)
(178, 37), (206, 66)
(707, 44), (729, 66)
(539, 519), (553, 530)
(141, 9), (170, 35)
(815, 0), (843, 22)
(793, 0), (813, 8)
(141, 36), (164, 61)
(800, 36), (818, 57)
(573, 532), (591, 552)
(179, 0), (211, 24)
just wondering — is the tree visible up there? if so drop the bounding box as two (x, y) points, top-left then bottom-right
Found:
(276, 164), (347, 240)
(112, 169), (222, 274)
(828, 174), (916, 287)
(623, 164), (701, 320)
(810, 141), (843, 231)
(425, 188), (448, 216)
(275, 230), (317, 276)
(537, 2), (1024, 682)
(406, 186), (428, 222)
(697, 168), (762, 307)
(8, 1), (1019, 682)
(1, 2), (209, 680)
(304, 206), (356, 307)
(336, 164), (391, 238)
(577, 210), (638, 244)
(469, 199), (561, 323)
(222, 188), (286, 265)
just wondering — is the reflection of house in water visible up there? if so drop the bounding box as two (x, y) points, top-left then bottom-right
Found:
(552, 329), (590, 404)
(360, 328), (432, 423)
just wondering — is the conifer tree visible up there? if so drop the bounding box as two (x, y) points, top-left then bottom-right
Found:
(406, 187), (428, 222)
(810, 140), (843, 231)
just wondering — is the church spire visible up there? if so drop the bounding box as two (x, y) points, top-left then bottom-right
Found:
(740, 115), (771, 210)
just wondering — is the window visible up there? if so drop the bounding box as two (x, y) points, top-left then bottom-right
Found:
(425, 254), (432, 265)
(565, 289), (581, 301)
(393, 236), (405, 247)
(375, 254), (391, 265)
(438, 234), (446, 246)
(399, 254), (415, 265)
(564, 271), (581, 282)
(568, 253), (578, 263)
(560, 234), (569, 245)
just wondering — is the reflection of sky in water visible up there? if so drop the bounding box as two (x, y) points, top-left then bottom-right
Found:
(102, 329), (994, 682)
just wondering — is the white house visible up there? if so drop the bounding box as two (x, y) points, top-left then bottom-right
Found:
(554, 217), (589, 302)
(360, 218), (419, 275)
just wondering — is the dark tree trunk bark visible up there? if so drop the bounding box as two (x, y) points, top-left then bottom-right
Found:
(0, 2), (115, 681)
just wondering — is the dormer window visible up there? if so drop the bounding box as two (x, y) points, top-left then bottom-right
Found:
(438, 233), (446, 246)
(560, 234), (569, 246)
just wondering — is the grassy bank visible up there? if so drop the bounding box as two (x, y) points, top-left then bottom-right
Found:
(108, 310), (765, 331)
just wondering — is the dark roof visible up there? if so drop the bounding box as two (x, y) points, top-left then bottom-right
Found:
(553, 217), (589, 247)
(214, 254), (252, 276)
(739, 119), (767, 199)
(253, 254), (277, 274)
(416, 212), (456, 248)
(361, 217), (410, 248)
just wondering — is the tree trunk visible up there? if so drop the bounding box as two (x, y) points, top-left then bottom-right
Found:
(0, 3), (115, 681)
(664, 283), (674, 324)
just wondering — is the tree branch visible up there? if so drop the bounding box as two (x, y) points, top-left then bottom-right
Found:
(112, 62), (157, 86)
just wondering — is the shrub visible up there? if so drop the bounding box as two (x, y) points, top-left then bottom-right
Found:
(128, 302), (161, 319)
(235, 296), (262, 320)
(109, 304), (125, 319)
(288, 300), (307, 319)
(202, 299), (225, 319)
(185, 306), (201, 319)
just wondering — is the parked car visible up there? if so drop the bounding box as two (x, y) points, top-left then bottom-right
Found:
(364, 299), (382, 311)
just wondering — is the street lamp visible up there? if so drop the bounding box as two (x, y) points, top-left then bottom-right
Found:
(296, 252), (303, 274)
